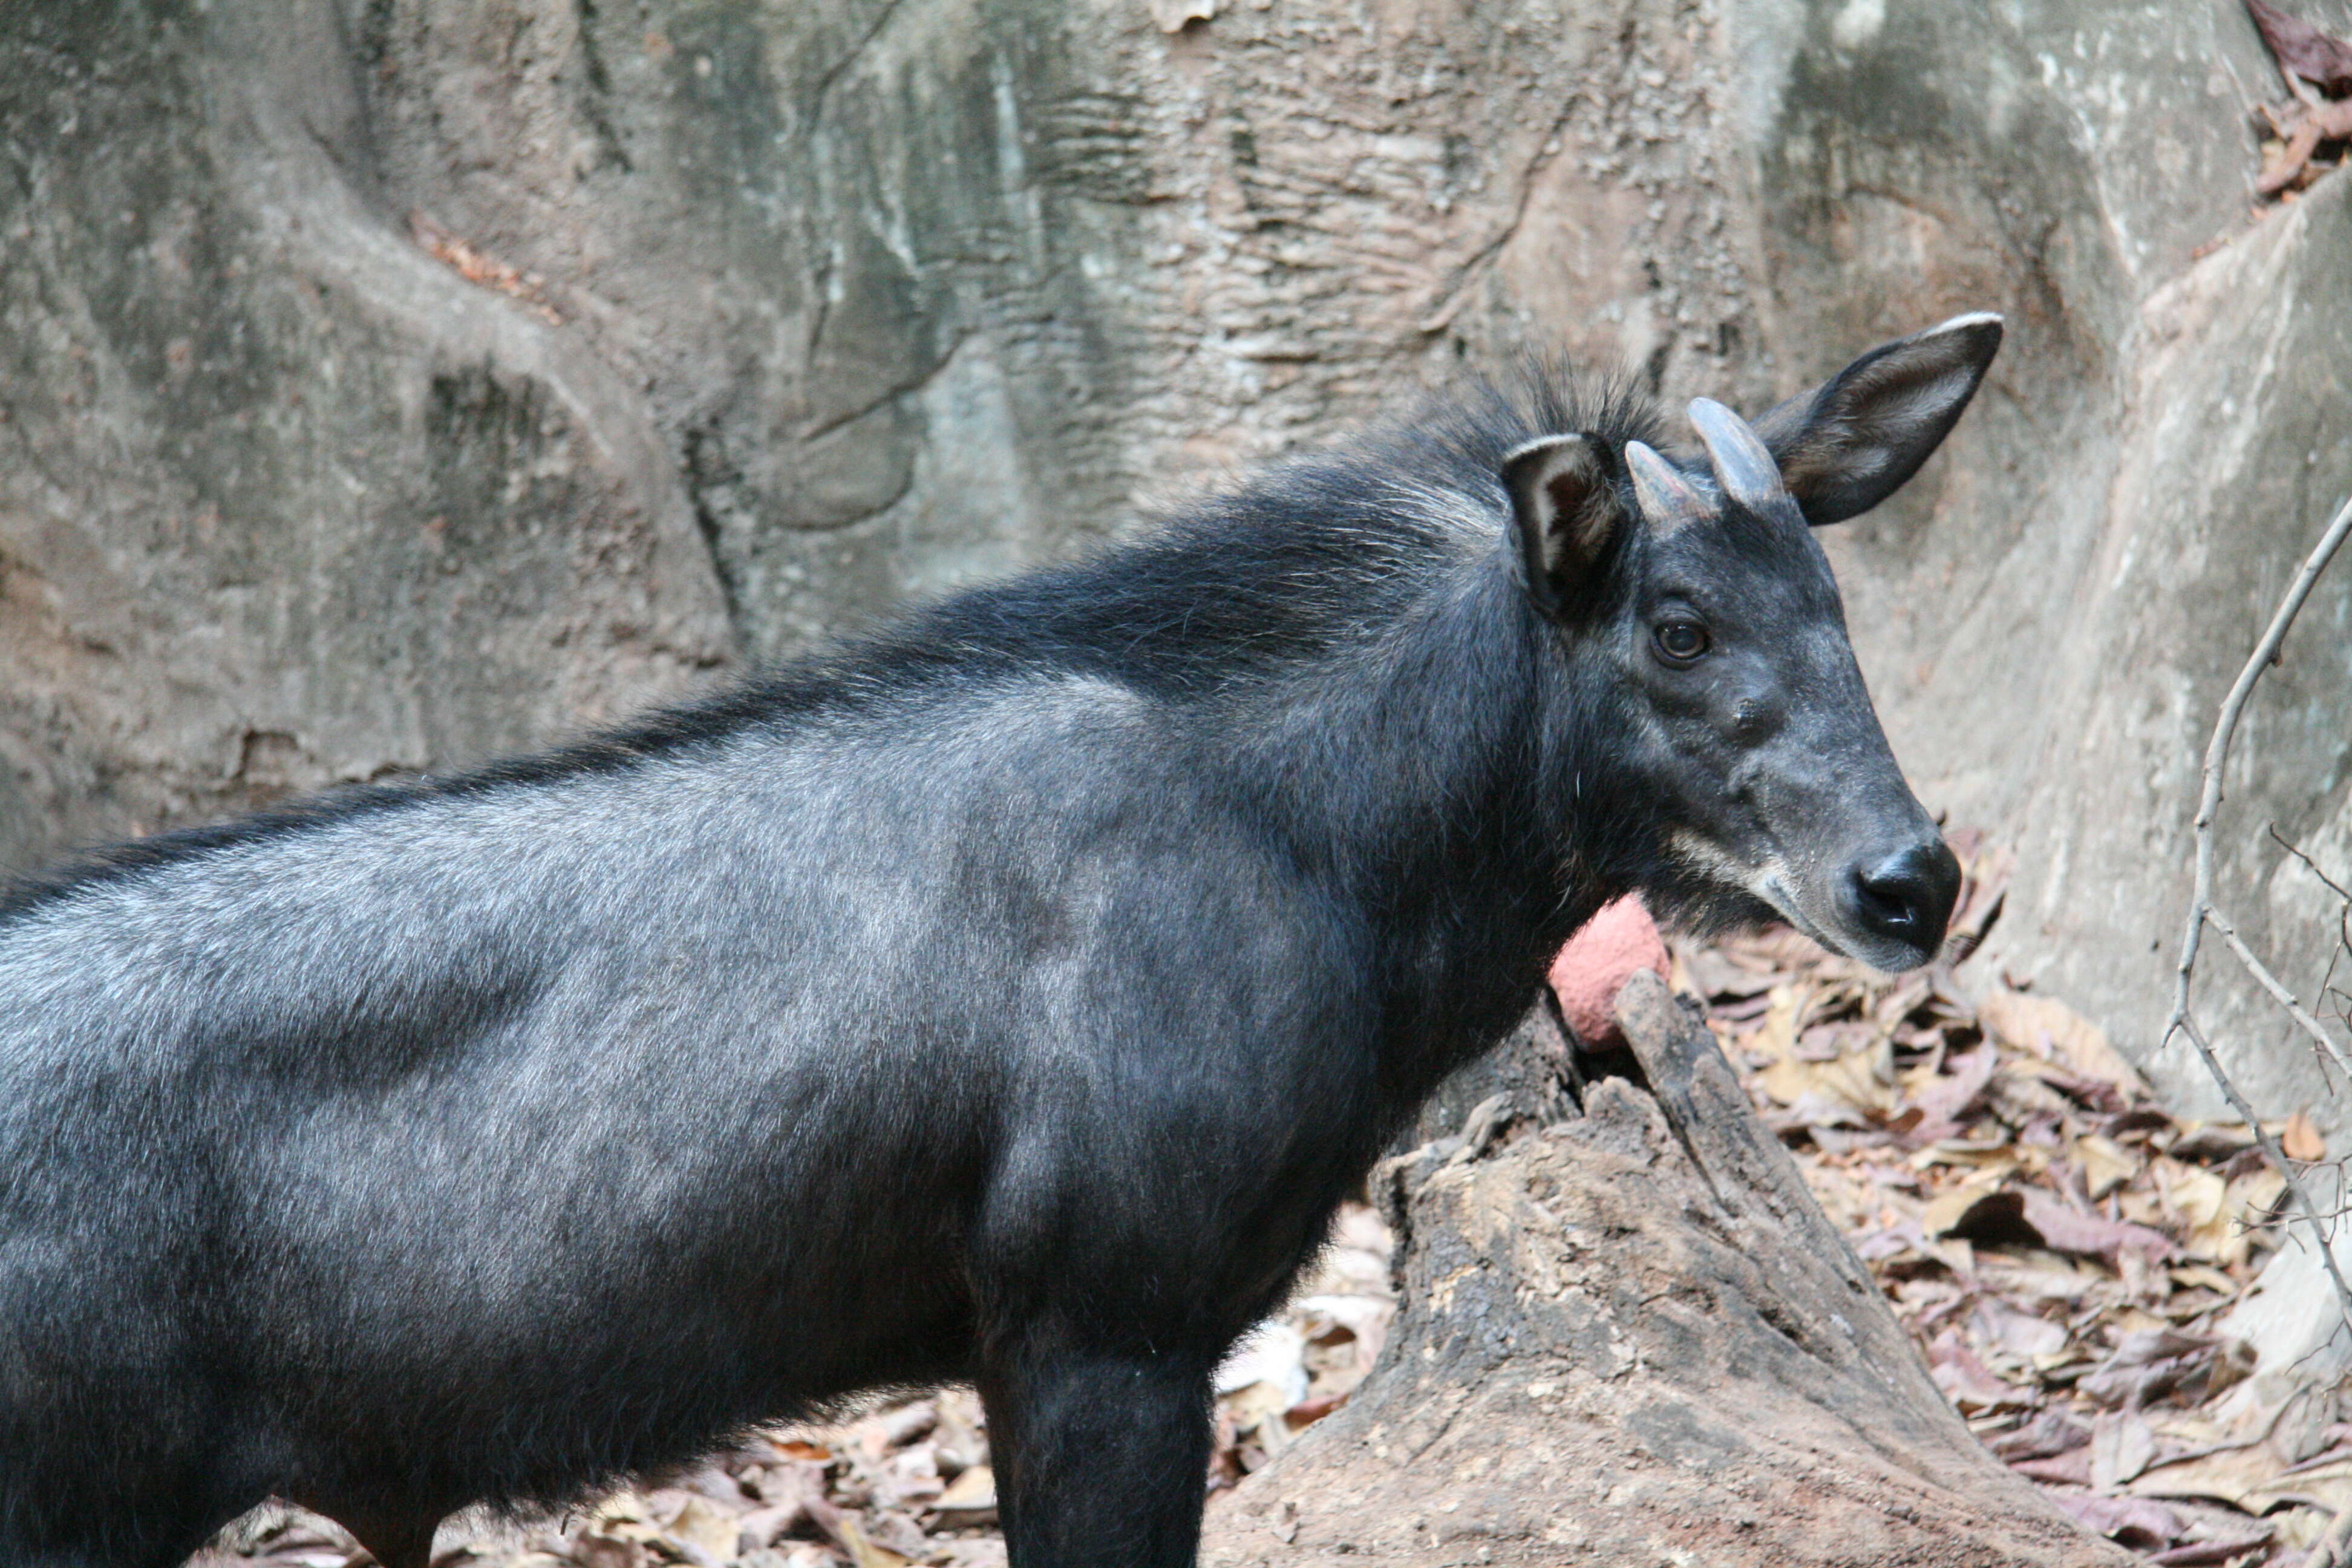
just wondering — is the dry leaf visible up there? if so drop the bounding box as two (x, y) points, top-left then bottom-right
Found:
(2074, 1132), (2138, 1199)
(2091, 1410), (2158, 1489)
(1752, 985), (1811, 1105)
(1993, 1409), (2092, 1462)
(2017, 1190), (2174, 1263)
(2132, 1442), (2320, 1511)
(2011, 1448), (2092, 1485)
(2167, 1123), (2258, 1163)
(2284, 1109), (2327, 1161)
(1907, 1044), (1998, 1132)
(2145, 1531), (2278, 1566)
(1922, 1178), (2008, 1238)
(1928, 1330), (2034, 1411)
(1973, 1297), (2068, 1359)
(655, 1497), (743, 1565)
(935, 1465), (995, 1511)
(2246, 0), (2352, 94)
(829, 1515), (911, 1568)
(2048, 1491), (2184, 1550)
(1976, 990), (2149, 1097)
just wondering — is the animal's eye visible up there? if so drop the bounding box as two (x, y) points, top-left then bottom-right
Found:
(1653, 619), (1710, 665)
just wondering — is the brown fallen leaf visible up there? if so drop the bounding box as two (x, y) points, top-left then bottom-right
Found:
(929, 1463), (998, 1527)
(2047, 1491), (2186, 1552)
(2168, 1124), (2260, 1163)
(825, 1511), (912, 1568)
(1924, 1182), (2024, 1241)
(1976, 989), (2149, 1097)
(2131, 1440), (2308, 1511)
(1991, 1408), (2093, 1462)
(2091, 1410), (2158, 1490)
(934, 1465), (995, 1509)
(733, 1500), (807, 1555)
(2079, 1331), (2222, 1409)
(2074, 1132), (2139, 1199)
(1282, 1393), (1346, 1430)
(1906, 1043), (1999, 1137)
(2256, 1453), (2352, 1535)
(2012, 1448), (2093, 1485)
(1973, 1297), (2070, 1360)
(1928, 1329), (2035, 1411)
(2145, 1531), (2276, 1566)
(771, 1439), (832, 1462)
(2017, 1190), (2175, 1263)
(2247, 0), (2352, 96)
(2255, 96), (2352, 195)
(2284, 1108), (2327, 1161)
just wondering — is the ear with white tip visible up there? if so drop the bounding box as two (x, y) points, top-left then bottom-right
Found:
(1503, 434), (1623, 616)
(1750, 312), (2005, 524)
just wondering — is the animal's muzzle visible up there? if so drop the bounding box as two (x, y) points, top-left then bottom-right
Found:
(1841, 838), (1962, 958)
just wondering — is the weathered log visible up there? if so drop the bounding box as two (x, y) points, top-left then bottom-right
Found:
(1202, 971), (2137, 1567)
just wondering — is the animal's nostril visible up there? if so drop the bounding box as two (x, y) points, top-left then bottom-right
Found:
(1849, 842), (1962, 946)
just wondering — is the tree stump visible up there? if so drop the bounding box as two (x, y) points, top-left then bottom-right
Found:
(1201, 972), (2138, 1567)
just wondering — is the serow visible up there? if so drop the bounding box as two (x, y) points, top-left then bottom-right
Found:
(0, 315), (2001, 1568)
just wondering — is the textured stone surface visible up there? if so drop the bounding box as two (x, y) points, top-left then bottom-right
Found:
(0, 3), (730, 858)
(1, 0), (2347, 1131)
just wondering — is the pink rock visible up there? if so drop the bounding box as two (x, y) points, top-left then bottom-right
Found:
(1547, 896), (1668, 1046)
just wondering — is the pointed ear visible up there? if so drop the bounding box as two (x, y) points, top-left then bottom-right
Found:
(1751, 312), (2004, 524)
(1504, 434), (1623, 617)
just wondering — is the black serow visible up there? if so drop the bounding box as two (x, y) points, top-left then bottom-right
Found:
(0, 316), (2001, 1568)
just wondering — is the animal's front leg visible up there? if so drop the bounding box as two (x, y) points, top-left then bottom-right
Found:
(978, 1334), (1215, 1568)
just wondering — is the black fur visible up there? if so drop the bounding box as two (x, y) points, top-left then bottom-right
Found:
(0, 332), (1988, 1568)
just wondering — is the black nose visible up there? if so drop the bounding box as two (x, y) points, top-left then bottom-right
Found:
(1846, 840), (1962, 955)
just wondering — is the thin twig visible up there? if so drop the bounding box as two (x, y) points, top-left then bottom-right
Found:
(2208, 906), (2352, 1080)
(2161, 491), (2352, 1341)
(2174, 1013), (2352, 1313)
(2273, 826), (2352, 905)
(2269, 827), (2352, 1080)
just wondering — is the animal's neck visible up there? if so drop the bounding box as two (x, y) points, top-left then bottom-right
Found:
(1249, 550), (1609, 1114)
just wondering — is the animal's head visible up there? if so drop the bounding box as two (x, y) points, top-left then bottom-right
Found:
(1505, 313), (2002, 972)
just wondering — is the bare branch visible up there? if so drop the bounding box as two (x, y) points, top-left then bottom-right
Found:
(2172, 1013), (2352, 1322)
(2273, 825), (2352, 905)
(2270, 828), (2352, 1068)
(2208, 905), (2352, 1080)
(2161, 490), (2352, 1341)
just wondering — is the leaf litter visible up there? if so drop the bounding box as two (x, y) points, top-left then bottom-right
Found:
(192, 833), (2342, 1568)
(2246, 0), (2352, 198)
(1675, 830), (2347, 1565)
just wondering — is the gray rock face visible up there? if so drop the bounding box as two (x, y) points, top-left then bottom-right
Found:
(0, 3), (730, 859)
(1749, 1), (2352, 1130)
(2, 0), (2346, 1126)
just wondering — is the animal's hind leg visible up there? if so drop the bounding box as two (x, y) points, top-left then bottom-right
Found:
(348, 1518), (439, 1568)
(978, 1336), (1215, 1568)
(290, 1501), (441, 1568)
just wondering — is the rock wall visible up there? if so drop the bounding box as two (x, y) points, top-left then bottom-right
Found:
(1, 0), (2347, 1125)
